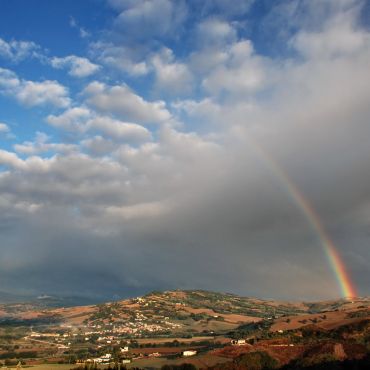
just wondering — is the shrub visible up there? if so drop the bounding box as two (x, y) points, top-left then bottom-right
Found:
(161, 364), (197, 370)
(237, 351), (279, 370)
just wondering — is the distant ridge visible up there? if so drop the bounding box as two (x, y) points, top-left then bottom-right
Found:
(0, 291), (105, 307)
(0, 291), (33, 304)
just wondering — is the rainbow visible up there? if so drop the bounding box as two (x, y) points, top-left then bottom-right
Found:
(245, 137), (357, 299)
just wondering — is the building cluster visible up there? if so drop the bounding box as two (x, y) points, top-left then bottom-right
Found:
(23, 295), (204, 366)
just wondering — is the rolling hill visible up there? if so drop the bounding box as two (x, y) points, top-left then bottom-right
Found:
(0, 290), (369, 369)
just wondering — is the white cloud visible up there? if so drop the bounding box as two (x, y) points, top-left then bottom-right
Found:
(51, 55), (101, 77)
(110, 0), (187, 40)
(84, 82), (172, 124)
(151, 48), (193, 95)
(0, 67), (70, 108)
(0, 122), (14, 139)
(202, 40), (269, 95)
(0, 122), (10, 133)
(81, 136), (117, 156)
(189, 48), (228, 74)
(0, 149), (25, 169)
(196, 18), (237, 47)
(14, 132), (77, 155)
(93, 1), (188, 79)
(0, 37), (41, 62)
(16, 80), (70, 107)
(172, 98), (222, 124)
(92, 0), (188, 78)
(47, 107), (91, 131)
(0, 68), (20, 89)
(47, 107), (151, 142)
(88, 117), (151, 142)
(90, 42), (149, 76)
(291, 8), (370, 59)
(106, 201), (168, 220)
(0, 151), (127, 205)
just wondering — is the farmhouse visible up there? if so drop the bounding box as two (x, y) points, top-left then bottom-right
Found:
(92, 353), (113, 364)
(231, 339), (247, 346)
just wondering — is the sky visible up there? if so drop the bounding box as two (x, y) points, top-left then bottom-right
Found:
(0, 0), (369, 301)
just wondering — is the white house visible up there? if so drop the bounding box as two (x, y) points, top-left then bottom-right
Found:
(231, 339), (247, 346)
(183, 350), (197, 357)
(99, 353), (113, 364)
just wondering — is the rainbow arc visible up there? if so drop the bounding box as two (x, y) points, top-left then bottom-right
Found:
(246, 136), (357, 298)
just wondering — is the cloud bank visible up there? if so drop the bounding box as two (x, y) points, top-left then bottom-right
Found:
(0, 0), (369, 301)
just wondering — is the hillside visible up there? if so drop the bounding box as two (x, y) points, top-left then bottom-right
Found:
(0, 290), (369, 336)
(0, 290), (369, 369)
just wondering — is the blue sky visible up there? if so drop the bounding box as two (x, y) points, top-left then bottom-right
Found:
(0, 0), (304, 151)
(0, 0), (370, 300)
